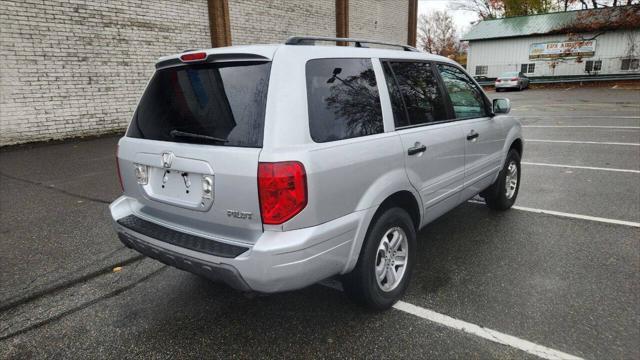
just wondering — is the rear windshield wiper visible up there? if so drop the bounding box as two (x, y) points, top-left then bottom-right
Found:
(170, 130), (229, 143)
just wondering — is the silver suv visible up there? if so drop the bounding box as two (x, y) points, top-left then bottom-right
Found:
(110, 37), (522, 310)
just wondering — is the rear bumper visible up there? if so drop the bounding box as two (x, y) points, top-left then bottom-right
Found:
(110, 196), (363, 293)
(495, 82), (520, 89)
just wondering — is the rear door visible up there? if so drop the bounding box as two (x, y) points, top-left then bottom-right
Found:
(436, 63), (505, 200)
(117, 60), (271, 244)
(382, 60), (466, 225)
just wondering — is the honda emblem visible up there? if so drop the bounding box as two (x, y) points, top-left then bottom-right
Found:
(161, 152), (175, 168)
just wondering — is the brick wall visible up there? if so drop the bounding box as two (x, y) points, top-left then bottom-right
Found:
(1, 0), (411, 145)
(349, 0), (408, 45)
(0, 0), (210, 146)
(228, 0), (335, 45)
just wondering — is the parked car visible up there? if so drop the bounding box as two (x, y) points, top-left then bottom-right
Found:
(495, 71), (530, 91)
(110, 36), (523, 310)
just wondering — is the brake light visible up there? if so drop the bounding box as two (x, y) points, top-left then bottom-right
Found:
(180, 52), (207, 62)
(116, 145), (124, 191)
(258, 162), (307, 225)
(496, 79), (501, 83)
(510, 77), (518, 81)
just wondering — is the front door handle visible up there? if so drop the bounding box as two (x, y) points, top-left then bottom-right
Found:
(467, 130), (479, 141)
(407, 142), (427, 156)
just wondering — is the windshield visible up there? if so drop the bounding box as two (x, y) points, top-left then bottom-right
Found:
(499, 72), (519, 78)
(127, 61), (271, 147)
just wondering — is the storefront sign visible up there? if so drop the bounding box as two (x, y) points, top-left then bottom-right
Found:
(529, 40), (596, 60)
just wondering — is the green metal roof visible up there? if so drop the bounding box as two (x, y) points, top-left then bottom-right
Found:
(461, 5), (640, 41)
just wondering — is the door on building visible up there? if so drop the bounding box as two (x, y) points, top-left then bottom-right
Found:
(381, 60), (466, 226)
(436, 63), (505, 200)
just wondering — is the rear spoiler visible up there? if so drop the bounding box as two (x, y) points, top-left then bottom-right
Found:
(155, 52), (270, 70)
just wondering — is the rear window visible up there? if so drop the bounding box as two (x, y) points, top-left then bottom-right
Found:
(500, 72), (519, 78)
(306, 58), (383, 143)
(127, 62), (271, 147)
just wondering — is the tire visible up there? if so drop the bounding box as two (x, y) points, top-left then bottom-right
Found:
(482, 149), (521, 211)
(342, 207), (416, 310)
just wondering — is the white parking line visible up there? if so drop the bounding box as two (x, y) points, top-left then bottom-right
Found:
(318, 280), (583, 360)
(394, 301), (584, 360)
(527, 139), (640, 146)
(515, 115), (640, 119)
(512, 206), (640, 227)
(468, 200), (640, 227)
(523, 125), (640, 129)
(522, 162), (640, 174)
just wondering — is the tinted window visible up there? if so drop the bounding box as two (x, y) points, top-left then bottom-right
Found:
(438, 64), (488, 119)
(127, 62), (270, 147)
(383, 61), (448, 128)
(306, 58), (383, 142)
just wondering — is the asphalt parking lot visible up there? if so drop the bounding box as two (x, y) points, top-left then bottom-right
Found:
(1, 87), (638, 359)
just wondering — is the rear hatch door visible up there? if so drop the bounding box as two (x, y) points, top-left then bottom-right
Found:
(118, 58), (271, 245)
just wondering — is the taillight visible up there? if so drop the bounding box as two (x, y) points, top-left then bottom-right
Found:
(510, 77), (518, 81)
(180, 52), (207, 62)
(258, 162), (307, 225)
(496, 79), (501, 83)
(116, 145), (124, 192)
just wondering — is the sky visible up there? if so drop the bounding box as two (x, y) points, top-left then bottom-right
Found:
(417, 0), (480, 37)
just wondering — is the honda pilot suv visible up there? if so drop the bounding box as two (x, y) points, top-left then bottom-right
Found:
(110, 36), (523, 310)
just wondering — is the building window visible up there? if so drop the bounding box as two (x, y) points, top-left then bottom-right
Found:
(475, 65), (488, 76)
(521, 63), (535, 74)
(621, 58), (639, 71)
(585, 60), (602, 72)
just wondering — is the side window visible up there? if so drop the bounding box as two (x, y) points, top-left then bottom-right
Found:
(306, 58), (383, 143)
(382, 61), (448, 128)
(437, 64), (488, 119)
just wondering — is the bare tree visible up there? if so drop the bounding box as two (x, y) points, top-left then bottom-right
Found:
(448, 0), (504, 19)
(450, 0), (638, 18)
(417, 11), (461, 57)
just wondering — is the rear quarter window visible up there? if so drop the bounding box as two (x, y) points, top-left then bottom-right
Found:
(127, 61), (270, 147)
(306, 58), (383, 143)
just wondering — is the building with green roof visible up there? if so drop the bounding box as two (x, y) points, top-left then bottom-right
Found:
(461, 5), (640, 79)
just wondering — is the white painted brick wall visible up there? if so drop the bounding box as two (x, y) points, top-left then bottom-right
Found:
(349, 0), (408, 45)
(228, 0), (335, 45)
(0, 0), (210, 145)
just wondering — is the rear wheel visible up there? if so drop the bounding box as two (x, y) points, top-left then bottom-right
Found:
(482, 149), (521, 211)
(342, 207), (416, 310)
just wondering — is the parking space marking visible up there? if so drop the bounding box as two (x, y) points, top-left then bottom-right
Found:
(514, 115), (640, 119)
(468, 200), (640, 227)
(318, 280), (583, 360)
(527, 139), (640, 146)
(523, 125), (640, 129)
(394, 301), (584, 360)
(522, 162), (640, 174)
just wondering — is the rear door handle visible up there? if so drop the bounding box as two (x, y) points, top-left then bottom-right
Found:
(407, 142), (427, 156)
(467, 130), (479, 141)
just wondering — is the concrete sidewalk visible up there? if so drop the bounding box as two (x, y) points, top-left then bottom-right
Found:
(0, 135), (138, 307)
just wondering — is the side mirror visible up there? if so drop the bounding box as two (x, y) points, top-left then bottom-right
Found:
(493, 98), (511, 115)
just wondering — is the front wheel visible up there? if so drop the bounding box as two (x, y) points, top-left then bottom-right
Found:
(482, 149), (521, 210)
(342, 207), (416, 310)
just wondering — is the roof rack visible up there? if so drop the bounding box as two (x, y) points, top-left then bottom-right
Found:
(285, 36), (420, 52)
